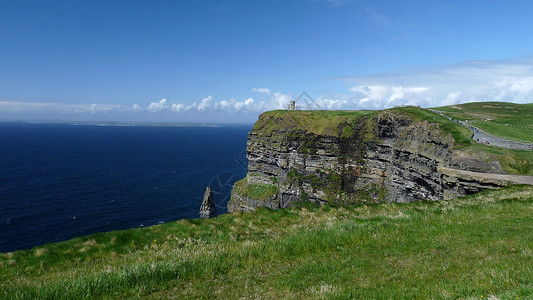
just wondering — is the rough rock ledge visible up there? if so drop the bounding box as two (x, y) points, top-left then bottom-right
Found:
(200, 187), (217, 219)
(228, 109), (533, 212)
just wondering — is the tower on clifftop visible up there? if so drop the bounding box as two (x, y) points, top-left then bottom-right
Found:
(287, 100), (296, 110)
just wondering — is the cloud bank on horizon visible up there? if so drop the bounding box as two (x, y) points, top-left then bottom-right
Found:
(3, 1), (533, 123)
(2, 57), (533, 122)
(338, 57), (533, 110)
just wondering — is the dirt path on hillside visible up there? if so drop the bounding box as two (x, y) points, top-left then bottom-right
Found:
(438, 166), (533, 185)
(430, 110), (533, 150)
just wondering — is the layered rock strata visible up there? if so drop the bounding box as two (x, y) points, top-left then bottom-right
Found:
(228, 109), (522, 212)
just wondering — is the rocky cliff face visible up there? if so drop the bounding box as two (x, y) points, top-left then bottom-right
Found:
(228, 108), (510, 212)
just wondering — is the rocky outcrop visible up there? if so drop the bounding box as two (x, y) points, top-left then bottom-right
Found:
(199, 187), (217, 219)
(228, 108), (526, 212)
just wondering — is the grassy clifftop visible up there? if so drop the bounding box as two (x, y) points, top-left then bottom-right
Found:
(252, 104), (533, 175)
(1, 186), (532, 299)
(254, 102), (532, 144)
(252, 110), (377, 137)
(252, 106), (478, 145)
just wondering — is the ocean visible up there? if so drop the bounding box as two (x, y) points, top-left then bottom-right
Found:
(0, 123), (251, 252)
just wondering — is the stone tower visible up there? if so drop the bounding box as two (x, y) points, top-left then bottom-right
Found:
(287, 100), (296, 110)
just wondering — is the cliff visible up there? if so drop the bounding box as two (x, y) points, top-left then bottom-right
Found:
(228, 107), (527, 212)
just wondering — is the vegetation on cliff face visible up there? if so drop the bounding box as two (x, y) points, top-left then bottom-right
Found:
(233, 178), (279, 200)
(234, 104), (531, 212)
(1, 186), (532, 299)
(253, 104), (533, 176)
(251, 106), (475, 157)
(252, 107), (465, 144)
(391, 106), (474, 146)
(254, 102), (532, 153)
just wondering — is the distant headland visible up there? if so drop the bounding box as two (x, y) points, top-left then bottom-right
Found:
(1, 120), (223, 127)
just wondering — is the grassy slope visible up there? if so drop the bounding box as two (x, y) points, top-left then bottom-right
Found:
(254, 105), (533, 175)
(3, 103), (533, 299)
(254, 103), (531, 146)
(252, 109), (377, 137)
(435, 102), (533, 143)
(1, 186), (532, 299)
(394, 105), (533, 175)
(428, 102), (533, 175)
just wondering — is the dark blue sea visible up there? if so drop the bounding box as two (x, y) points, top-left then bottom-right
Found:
(0, 123), (251, 253)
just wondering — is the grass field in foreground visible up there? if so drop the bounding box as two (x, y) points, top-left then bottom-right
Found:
(1, 186), (532, 299)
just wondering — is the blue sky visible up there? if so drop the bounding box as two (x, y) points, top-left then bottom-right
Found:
(2, 0), (533, 123)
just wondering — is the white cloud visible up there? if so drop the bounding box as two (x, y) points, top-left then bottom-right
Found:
(251, 88), (271, 95)
(234, 97), (255, 111)
(0, 101), (70, 112)
(8, 57), (533, 123)
(89, 104), (97, 114)
(314, 95), (347, 110)
(147, 98), (168, 112)
(444, 91), (463, 105)
(171, 103), (184, 112)
(337, 57), (533, 109)
(187, 103), (197, 111)
(272, 92), (291, 109)
(212, 97), (258, 111)
(197, 96), (212, 111)
(350, 85), (390, 104)
(348, 85), (430, 108)
(0, 101), (119, 113)
(493, 77), (533, 100)
(218, 100), (231, 109)
(143, 96), (213, 113)
(234, 102), (245, 111)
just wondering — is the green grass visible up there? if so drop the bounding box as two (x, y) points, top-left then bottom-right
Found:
(471, 121), (533, 143)
(4, 103), (532, 298)
(259, 103), (530, 147)
(462, 143), (533, 175)
(391, 106), (474, 146)
(435, 102), (533, 143)
(254, 104), (533, 175)
(233, 177), (279, 200)
(392, 104), (533, 175)
(253, 110), (377, 137)
(2, 185), (532, 299)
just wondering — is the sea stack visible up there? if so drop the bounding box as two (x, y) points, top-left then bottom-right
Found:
(199, 186), (217, 219)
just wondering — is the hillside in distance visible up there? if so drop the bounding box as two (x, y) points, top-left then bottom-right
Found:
(435, 101), (533, 143)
